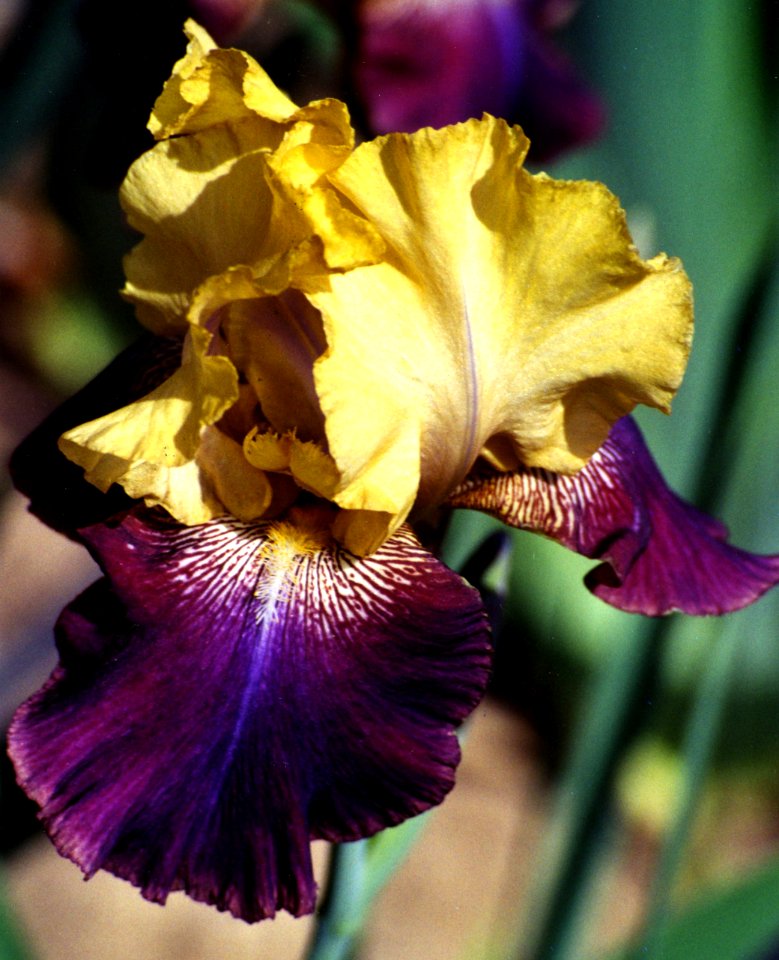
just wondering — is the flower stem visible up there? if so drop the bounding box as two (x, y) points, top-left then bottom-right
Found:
(636, 625), (739, 956)
(517, 622), (663, 960)
(305, 814), (431, 960)
(305, 843), (368, 960)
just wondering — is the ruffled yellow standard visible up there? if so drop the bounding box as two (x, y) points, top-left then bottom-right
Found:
(311, 119), (692, 552)
(58, 20), (693, 554)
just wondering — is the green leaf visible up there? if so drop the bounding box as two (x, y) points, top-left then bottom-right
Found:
(608, 855), (779, 960)
(511, 625), (657, 960)
(0, 0), (82, 176)
(31, 291), (129, 393)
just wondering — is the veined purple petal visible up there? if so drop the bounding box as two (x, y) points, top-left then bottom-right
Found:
(10, 336), (182, 537)
(9, 510), (490, 921)
(449, 417), (779, 616)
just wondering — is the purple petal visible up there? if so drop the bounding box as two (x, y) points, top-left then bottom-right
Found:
(356, 0), (526, 134)
(352, 0), (603, 160)
(10, 336), (182, 537)
(513, 25), (606, 162)
(449, 417), (779, 616)
(9, 510), (490, 921)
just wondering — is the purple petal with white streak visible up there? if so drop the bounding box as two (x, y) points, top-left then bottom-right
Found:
(9, 510), (490, 921)
(449, 417), (779, 616)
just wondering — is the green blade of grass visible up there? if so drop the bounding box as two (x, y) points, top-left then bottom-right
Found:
(608, 854), (779, 960)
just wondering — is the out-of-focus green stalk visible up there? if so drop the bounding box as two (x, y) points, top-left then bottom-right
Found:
(510, 575), (741, 960)
(514, 622), (660, 960)
(305, 815), (430, 960)
(636, 613), (740, 955)
(0, 868), (36, 960)
(306, 842), (369, 960)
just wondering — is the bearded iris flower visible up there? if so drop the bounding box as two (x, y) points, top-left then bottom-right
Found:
(8, 20), (779, 925)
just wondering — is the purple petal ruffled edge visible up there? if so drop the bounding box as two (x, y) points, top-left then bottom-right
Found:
(9, 509), (491, 921)
(449, 417), (779, 616)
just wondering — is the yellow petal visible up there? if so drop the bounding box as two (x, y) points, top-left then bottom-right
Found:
(332, 509), (398, 557)
(243, 427), (341, 502)
(225, 291), (327, 440)
(197, 425), (273, 521)
(270, 102), (356, 185)
(288, 439), (340, 500)
(121, 123), (300, 334)
(267, 103), (385, 270)
(243, 428), (293, 472)
(58, 326), (239, 523)
(123, 100), (373, 334)
(296, 187), (385, 271)
(123, 24), (379, 335)
(310, 116), (692, 535)
(149, 20), (298, 140)
(113, 459), (225, 525)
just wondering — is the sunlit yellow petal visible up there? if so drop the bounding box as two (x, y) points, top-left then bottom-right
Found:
(288, 439), (340, 500)
(272, 102), (356, 181)
(298, 188), (385, 271)
(122, 24), (383, 338)
(118, 459), (225, 524)
(121, 122), (302, 334)
(310, 116), (692, 535)
(267, 104), (384, 271)
(124, 95), (374, 334)
(332, 508), (398, 558)
(58, 327), (239, 522)
(149, 20), (298, 140)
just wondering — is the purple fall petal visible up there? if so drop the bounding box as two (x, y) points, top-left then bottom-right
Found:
(449, 417), (779, 616)
(9, 510), (490, 921)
